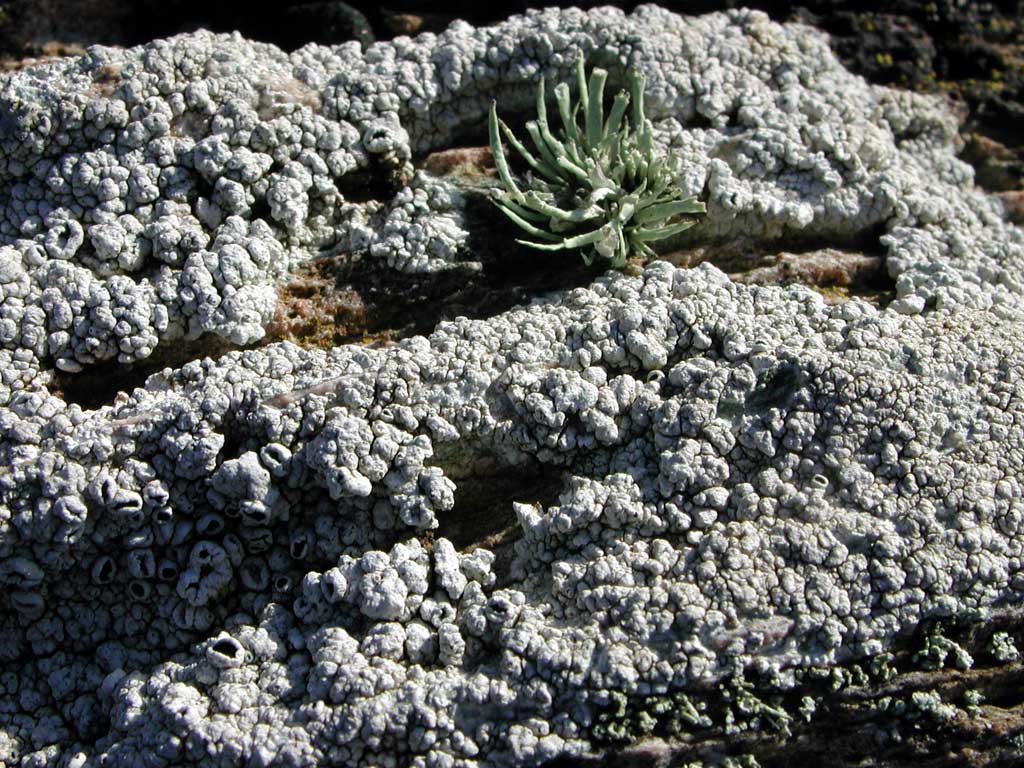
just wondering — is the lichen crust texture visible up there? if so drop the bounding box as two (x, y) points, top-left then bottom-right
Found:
(1, 4), (1023, 767)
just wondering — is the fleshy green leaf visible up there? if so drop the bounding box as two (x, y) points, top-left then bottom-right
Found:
(488, 58), (704, 266)
(489, 101), (523, 202)
(493, 200), (563, 241)
(525, 191), (603, 223)
(587, 161), (617, 192)
(519, 223), (612, 251)
(635, 197), (706, 224)
(554, 82), (578, 142)
(576, 55), (589, 124)
(535, 78), (579, 174)
(496, 194), (547, 222)
(593, 222), (620, 259)
(628, 218), (698, 242)
(524, 121), (565, 178)
(616, 199), (637, 225)
(586, 68), (608, 150)
(603, 91), (630, 142)
(553, 151), (592, 184)
(634, 241), (656, 259)
(497, 117), (562, 184)
(630, 69), (647, 136)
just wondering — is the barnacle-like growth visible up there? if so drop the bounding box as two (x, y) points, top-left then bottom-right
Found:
(488, 58), (705, 266)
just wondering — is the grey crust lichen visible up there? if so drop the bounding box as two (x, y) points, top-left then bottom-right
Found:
(2, 3), (1022, 386)
(6, 261), (1024, 767)
(2, 4), (1024, 768)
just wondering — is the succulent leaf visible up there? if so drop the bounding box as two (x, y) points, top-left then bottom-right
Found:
(636, 198), (707, 224)
(554, 82), (578, 142)
(487, 57), (705, 267)
(524, 223), (612, 251)
(495, 200), (562, 240)
(576, 56), (589, 123)
(629, 218), (698, 242)
(603, 91), (630, 142)
(586, 68), (608, 150)
(489, 102), (524, 203)
(525, 191), (603, 223)
(498, 116), (561, 184)
(630, 70), (647, 132)
(524, 121), (564, 177)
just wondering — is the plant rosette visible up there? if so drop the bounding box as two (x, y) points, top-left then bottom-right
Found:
(489, 57), (705, 267)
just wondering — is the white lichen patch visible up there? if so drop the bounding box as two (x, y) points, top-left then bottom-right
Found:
(0, 5), (1021, 388)
(1, 5), (1023, 767)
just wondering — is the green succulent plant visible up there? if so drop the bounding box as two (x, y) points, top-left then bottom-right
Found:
(488, 57), (705, 267)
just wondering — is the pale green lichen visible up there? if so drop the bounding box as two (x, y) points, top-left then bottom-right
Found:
(722, 677), (792, 737)
(488, 57), (705, 267)
(683, 757), (760, 768)
(987, 630), (1020, 663)
(869, 652), (898, 682)
(963, 688), (985, 717)
(591, 689), (712, 745)
(914, 626), (974, 671)
(909, 690), (959, 721)
(798, 695), (817, 723)
(873, 690), (958, 722)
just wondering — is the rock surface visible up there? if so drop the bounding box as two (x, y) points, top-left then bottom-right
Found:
(1, 5), (1023, 767)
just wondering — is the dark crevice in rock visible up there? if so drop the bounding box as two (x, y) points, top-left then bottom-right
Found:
(732, 249), (891, 304)
(666, 225), (894, 305)
(338, 166), (402, 203)
(249, 197), (272, 224)
(705, 222), (890, 263)
(49, 335), (241, 410)
(746, 360), (804, 410)
(216, 417), (248, 464)
(266, 224), (601, 351)
(266, 154), (601, 352)
(416, 126), (493, 162)
(434, 455), (563, 584)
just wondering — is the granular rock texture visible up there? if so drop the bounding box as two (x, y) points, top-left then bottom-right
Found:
(1, 5), (1024, 767)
